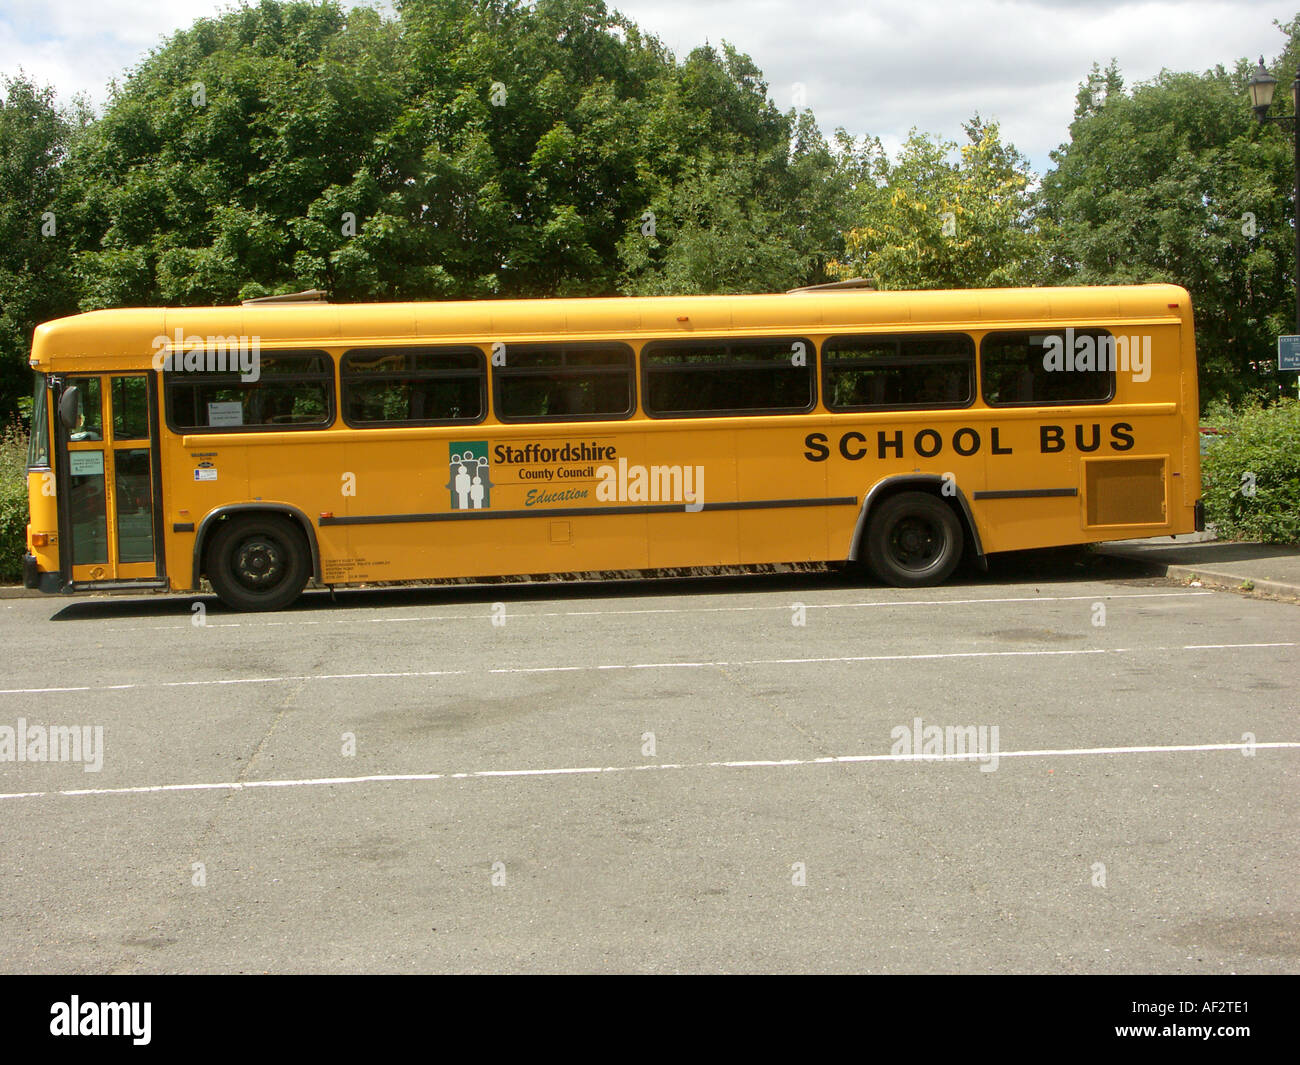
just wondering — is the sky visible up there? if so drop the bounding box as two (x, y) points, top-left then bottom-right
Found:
(1, 0), (1297, 173)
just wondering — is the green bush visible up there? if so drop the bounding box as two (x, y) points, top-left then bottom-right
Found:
(1201, 398), (1300, 544)
(0, 423), (28, 582)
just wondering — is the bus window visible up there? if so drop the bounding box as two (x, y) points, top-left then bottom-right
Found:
(342, 347), (484, 427)
(823, 333), (974, 411)
(494, 343), (634, 422)
(642, 337), (815, 416)
(981, 329), (1114, 406)
(112, 375), (151, 440)
(28, 374), (49, 467)
(66, 376), (103, 441)
(166, 352), (334, 431)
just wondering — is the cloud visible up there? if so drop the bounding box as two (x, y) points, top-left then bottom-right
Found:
(612, 0), (1295, 170)
(1, 1), (231, 103)
(1, 0), (1292, 173)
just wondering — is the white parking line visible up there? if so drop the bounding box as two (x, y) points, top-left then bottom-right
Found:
(1, 740), (1296, 802)
(0, 641), (1291, 697)
(100, 590), (1213, 631)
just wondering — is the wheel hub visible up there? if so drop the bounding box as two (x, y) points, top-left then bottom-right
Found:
(236, 538), (282, 587)
(892, 518), (938, 567)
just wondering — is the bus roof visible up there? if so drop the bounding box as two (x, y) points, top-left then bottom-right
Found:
(30, 284), (1192, 371)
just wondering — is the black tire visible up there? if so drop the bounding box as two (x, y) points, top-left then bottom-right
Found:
(863, 491), (964, 587)
(206, 514), (309, 612)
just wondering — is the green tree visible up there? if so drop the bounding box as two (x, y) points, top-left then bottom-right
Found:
(397, 0), (662, 296)
(829, 117), (1044, 290)
(0, 74), (84, 420)
(617, 46), (855, 294)
(1041, 48), (1296, 409)
(58, 0), (850, 314)
(65, 0), (412, 306)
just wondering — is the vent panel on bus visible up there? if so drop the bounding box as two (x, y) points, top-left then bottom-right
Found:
(1084, 458), (1166, 526)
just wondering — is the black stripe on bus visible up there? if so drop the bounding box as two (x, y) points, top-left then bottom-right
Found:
(319, 496), (858, 527)
(972, 488), (1078, 500)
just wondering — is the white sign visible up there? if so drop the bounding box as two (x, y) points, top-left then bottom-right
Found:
(207, 401), (243, 427)
(69, 451), (103, 477)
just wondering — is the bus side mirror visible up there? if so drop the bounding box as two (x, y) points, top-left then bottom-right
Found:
(58, 386), (81, 430)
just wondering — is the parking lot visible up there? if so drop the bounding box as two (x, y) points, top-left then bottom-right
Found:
(0, 551), (1296, 973)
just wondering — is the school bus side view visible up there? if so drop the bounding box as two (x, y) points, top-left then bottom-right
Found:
(23, 284), (1203, 611)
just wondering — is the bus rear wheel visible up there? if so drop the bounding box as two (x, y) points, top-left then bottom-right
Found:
(864, 491), (964, 587)
(206, 514), (309, 612)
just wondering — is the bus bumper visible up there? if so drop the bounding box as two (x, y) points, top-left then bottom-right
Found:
(23, 554), (63, 594)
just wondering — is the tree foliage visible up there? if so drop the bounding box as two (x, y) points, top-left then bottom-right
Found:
(3, 0), (1300, 424)
(829, 117), (1044, 289)
(1041, 51), (1296, 407)
(0, 74), (84, 419)
(55, 0), (848, 308)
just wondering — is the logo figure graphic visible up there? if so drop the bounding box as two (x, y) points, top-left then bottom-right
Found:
(448, 442), (493, 510)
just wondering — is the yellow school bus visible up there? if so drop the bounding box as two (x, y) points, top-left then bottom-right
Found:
(23, 284), (1202, 611)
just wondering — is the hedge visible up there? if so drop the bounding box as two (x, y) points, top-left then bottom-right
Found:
(1201, 398), (1300, 544)
(0, 423), (27, 582)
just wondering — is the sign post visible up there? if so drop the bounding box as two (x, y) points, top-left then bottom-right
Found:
(1278, 335), (1300, 397)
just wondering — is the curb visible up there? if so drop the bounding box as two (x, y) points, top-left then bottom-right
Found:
(1092, 541), (1300, 599)
(1159, 564), (1300, 599)
(0, 586), (43, 599)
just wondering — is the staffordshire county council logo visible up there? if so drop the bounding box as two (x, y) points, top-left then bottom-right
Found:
(448, 441), (494, 510)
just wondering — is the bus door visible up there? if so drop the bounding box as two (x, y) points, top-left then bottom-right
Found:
(54, 374), (165, 587)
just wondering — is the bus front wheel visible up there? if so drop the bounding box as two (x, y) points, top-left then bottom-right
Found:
(206, 514), (309, 612)
(864, 491), (964, 587)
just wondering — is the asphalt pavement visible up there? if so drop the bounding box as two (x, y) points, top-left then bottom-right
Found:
(0, 550), (1296, 972)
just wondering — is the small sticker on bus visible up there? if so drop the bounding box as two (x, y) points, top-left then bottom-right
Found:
(194, 468), (217, 482)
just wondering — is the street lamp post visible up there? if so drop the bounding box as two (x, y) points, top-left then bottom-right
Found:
(1248, 57), (1300, 335)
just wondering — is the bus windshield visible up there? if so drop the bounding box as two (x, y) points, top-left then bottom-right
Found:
(27, 373), (49, 468)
